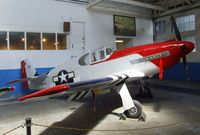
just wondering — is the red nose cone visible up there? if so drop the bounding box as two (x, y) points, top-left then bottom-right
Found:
(185, 41), (195, 53)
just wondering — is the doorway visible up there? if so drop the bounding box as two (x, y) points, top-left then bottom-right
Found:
(116, 38), (133, 50)
(71, 21), (85, 50)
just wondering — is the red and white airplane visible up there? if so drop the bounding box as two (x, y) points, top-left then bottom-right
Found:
(7, 16), (195, 120)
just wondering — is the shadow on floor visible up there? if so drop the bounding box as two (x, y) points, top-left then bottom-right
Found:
(39, 85), (161, 135)
(39, 92), (122, 135)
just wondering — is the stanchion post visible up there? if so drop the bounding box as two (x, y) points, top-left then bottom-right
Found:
(25, 118), (32, 135)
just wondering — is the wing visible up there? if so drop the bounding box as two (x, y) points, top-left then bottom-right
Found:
(19, 70), (145, 101)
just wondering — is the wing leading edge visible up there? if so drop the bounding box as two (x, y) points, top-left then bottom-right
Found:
(19, 70), (145, 101)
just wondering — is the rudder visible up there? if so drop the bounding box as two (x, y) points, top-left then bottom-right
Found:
(21, 59), (38, 88)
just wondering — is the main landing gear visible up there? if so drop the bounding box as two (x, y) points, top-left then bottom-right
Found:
(91, 83), (146, 121)
(136, 79), (153, 98)
(117, 83), (146, 121)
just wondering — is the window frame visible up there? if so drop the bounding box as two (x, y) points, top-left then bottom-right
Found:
(0, 31), (69, 51)
(26, 32), (41, 50)
(0, 31), (8, 50)
(154, 20), (166, 36)
(57, 33), (68, 50)
(42, 33), (56, 50)
(175, 14), (195, 32)
(9, 31), (25, 50)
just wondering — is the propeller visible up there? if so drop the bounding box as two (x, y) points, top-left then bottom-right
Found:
(183, 56), (190, 81)
(170, 16), (182, 40)
(170, 16), (190, 81)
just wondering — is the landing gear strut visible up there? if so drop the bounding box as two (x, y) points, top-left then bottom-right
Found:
(91, 90), (96, 112)
(117, 83), (146, 121)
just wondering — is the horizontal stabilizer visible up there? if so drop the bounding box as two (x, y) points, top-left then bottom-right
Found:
(6, 74), (48, 85)
(19, 84), (70, 101)
(6, 78), (34, 85)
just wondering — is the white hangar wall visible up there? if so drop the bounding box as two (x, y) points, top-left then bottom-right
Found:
(0, 0), (116, 69)
(0, 0), (153, 95)
(125, 18), (153, 48)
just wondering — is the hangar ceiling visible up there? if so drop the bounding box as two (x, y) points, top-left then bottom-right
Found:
(86, 0), (200, 18)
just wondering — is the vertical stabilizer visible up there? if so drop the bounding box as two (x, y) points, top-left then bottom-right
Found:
(21, 59), (38, 88)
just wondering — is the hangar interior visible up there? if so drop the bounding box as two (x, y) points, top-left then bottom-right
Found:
(0, 0), (200, 135)
(0, 0), (199, 96)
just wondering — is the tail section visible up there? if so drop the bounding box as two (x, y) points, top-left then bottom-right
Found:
(6, 59), (48, 90)
(21, 59), (38, 88)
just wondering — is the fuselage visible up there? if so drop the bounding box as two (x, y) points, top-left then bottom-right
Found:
(37, 39), (194, 90)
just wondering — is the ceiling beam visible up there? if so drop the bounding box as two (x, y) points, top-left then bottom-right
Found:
(90, 6), (152, 18)
(87, 0), (104, 9)
(153, 2), (200, 18)
(109, 0), (166, 11)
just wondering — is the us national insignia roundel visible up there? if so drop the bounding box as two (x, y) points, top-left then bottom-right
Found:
(53, 70), (75, 85)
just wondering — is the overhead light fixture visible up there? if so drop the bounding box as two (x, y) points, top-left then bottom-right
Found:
(22, 38), (25, 41)
(116, 40), (124, 43)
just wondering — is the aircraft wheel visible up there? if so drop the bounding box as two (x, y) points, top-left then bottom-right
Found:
(124, 100), (142, 118)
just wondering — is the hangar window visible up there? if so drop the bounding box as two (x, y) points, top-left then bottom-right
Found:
(0, 31), (7, 50)
(9, 32), (25, 50)
(27, 32), (41, 50)
(43, 33), (56, 50)
(155, 20), (166, 35)
(176, 14), (195, 32)
(57, 33), (67, 50)
(0, 31), (68, 50)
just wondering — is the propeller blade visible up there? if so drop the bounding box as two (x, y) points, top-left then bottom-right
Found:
(182, 56), (190, 81)
(170, 16), (191, 81)
(170, 16), (182, 40)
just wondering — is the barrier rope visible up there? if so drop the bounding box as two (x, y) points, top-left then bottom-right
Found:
(1, 125), (24, 135)
(33, 123), (89, 132)
(1, 120), (200, 134)
(32, 120), (199, 132)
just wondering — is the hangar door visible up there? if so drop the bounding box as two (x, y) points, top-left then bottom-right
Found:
(70, 21), (85, 50)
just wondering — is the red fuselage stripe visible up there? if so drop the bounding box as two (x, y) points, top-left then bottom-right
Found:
(91, 40), (194, 70)
(19, 84), (70, 101)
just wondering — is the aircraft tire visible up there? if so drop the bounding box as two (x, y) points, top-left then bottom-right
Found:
(124, 100), (142, 119)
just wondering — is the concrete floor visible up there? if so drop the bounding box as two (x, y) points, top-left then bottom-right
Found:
(0, 80), (200, 135)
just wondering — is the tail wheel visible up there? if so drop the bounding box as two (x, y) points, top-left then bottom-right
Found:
(124, 100), (142, 118)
